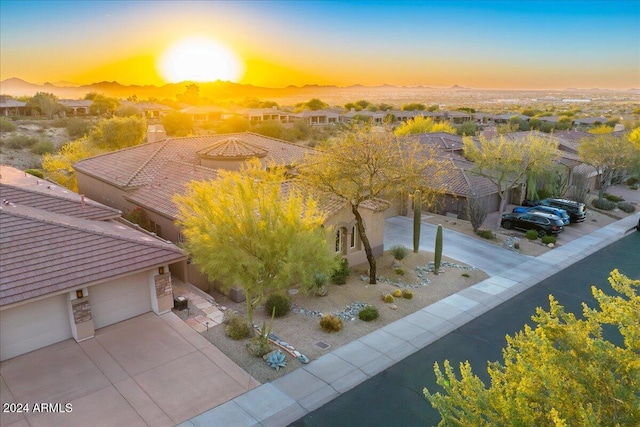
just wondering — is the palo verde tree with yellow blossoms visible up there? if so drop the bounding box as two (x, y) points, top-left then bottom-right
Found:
(173, 160), (338, 326)
(425, 269), (640, 427)
(394, 115), (457, 136)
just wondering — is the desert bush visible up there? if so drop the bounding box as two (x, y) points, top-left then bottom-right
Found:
(24, 169), (44, 178)
(476, 229), (495, 240)
(402, 289), (414, 299)
(31, 140), (55, 155)
(541, 235), (557, 245)
(246, 336), (272, 357)
(330, 257), (350, 285)
(461, 272), (470, 278)
(383, 294), (395, 303)
(627, 177), (639, 186)
(224, 315), (252, 340)
(392, 289), (403, 298)
(467, 195), (490, 232)
(617, 202), (636, 213)
(264, 294), (291, 317)
(5, 134), (38, 149)
(592, 198), (616, 210)
(319, 314), (343, 332)
(0, 117), (16, 132)
(389, 245), (409, 261)
(394, 268), (405, 276)
(525, 230), (538, 240)
(358, 306), (379, 322)
(603, 193), (624, 202)
(66, 118), (94, 138)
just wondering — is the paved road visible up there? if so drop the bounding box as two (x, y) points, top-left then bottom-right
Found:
(385, 216), (531, 276)
(293, 231), (640, 427)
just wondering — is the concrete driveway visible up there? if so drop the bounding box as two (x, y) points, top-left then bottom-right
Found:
(0, 312), (259, 427)
(384, 216), (531, 276)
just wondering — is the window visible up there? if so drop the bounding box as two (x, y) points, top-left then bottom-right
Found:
(335, 227), (348, 254)
(350, 225), (358, 249)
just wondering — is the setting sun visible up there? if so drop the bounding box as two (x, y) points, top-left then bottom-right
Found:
(158, 37), (243, 83)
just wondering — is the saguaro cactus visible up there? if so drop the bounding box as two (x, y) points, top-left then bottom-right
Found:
(413, 190), (421, 253)
(434, 224), (443, 274)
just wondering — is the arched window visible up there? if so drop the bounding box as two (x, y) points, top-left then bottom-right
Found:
(350, 225), (358, 249)
(335, 227), (348, 255)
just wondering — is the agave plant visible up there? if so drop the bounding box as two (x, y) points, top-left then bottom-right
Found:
(265, 350), (287, 371)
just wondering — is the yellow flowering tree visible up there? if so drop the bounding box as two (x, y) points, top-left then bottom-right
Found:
(394, 116), (457, 136)
(425, 269), (640, 426)
(173, 160), (338, 326)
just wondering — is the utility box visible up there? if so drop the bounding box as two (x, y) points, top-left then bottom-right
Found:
(173, 296), (188, 310)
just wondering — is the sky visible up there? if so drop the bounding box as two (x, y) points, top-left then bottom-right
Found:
(1, 0), (639, 90)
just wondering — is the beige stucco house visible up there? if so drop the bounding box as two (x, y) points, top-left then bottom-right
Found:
(0, 166), (186, 361)
(74, 132), (387, 301)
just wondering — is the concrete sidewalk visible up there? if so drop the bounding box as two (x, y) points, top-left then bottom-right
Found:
(180, 213), (639, 427)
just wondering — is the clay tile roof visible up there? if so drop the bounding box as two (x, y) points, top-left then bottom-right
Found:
(125, 161), (218, 219)
(74, 132), (314, 189)
(0, 205), (185, 307)
(198, 137), (268, 159)
(0, 184), (120, 220)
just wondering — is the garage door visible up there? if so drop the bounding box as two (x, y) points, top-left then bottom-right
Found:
(0, 294), (72, 361)
(91, 272), (152, 329)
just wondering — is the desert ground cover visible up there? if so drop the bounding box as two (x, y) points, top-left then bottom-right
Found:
(191, 250), (488, 384)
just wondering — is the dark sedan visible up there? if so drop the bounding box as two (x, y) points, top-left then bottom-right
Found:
(501, 211), (564, 237)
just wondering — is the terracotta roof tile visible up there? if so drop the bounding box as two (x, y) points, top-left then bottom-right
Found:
(74, 132), (314, 189)
(0, 205), (185, 307)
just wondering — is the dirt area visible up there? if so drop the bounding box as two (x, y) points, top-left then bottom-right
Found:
(0, 122), (70, 170)
(192, 250), (487, 384)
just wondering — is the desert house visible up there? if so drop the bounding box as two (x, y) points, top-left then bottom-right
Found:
(74, 132), (387, 301)
(0, 165), (186, 361)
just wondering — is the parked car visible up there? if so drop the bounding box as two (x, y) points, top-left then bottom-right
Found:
(540, 198), (586, 223)
(512, 205), (571, 225)
(501, 212), (565, 237)
(522, 198), (587, 223)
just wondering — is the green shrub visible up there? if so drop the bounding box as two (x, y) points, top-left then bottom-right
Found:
(461, 272), (470, 278)
(525, 230), (538, 240)
(617, 202), (636, 213)
(627, 177), (639, 186)
(603, 193), (624, 202)
(24, 169), (44, 178)
(0, 117), (16, 132)
(330, 257), (350, 285)
(66, 118), (94, 138)
(392, 289), (403, 298)
(476, 229), (495, 240)
(264, 294), (291, 317)
(319, 314), (343, 332)
(224, 315), (252, 340)
(358, 306), (379, 322)
(402, 289), (414, 299)
(592, 198), (616, 210)
(394, 268), (405, 276)
(383, 294), (395, 303)
(246, 336), (271, 357)
(31, 140), (55, 155)
(50, 118), (68, 128)
(5, 134), (38, 149)
(541, 235), (557, 245)
(389, 245), (409, 261)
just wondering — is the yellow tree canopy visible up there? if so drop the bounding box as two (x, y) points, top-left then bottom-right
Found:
(394, 116), (457, 136)
(425, 269), (640, 427)
(173, 159), (338, 325)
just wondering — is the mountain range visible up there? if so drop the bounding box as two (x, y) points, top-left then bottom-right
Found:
(1, 78), (637, 104)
